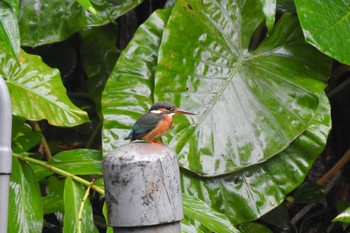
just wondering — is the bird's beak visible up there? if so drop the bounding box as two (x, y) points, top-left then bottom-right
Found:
(173, 108), (196, 115)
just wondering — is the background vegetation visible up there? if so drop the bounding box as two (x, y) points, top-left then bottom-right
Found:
(1, 0), (350, 232)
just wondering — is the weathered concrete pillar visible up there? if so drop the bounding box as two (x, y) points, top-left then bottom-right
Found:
(103, 142), (183, 233)
(0, 76), (12, 233)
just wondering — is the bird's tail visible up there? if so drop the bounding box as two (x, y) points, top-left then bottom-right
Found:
(124, 130), (133, 140)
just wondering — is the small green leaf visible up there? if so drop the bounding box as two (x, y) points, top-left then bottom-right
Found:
(334, 207), (350, 223)
(12, 123), (42, 153)
(63, 177), (98, 233)
(0, 44), (89, 126)
(76, 0), (97, 15)
(9, 158), (43, 233)
(295, 0), (350, 65)
(183, 193), (240, 233)
(293, 182), (326, 205)
(49, 149), (102, 175)
(0, 1), (20, 58)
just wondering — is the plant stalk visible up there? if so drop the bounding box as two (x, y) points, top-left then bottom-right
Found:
(13, 153), (105, 195)
(30, 121), (52, 160)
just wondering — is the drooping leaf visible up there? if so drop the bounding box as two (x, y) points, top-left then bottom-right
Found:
(102, 8), (172, 153)
(18, 0), (143, 46)
(183, 193), (240, 233)
(0, 43), (89, 126)
(12, 123), (42, 153)
(49, 149), (102, 175)
(43, 176), (65, 214)
(295, 0), (350, 65)
(9, 158), (43, 233)
(181, 93), (331, 223)
(0, 1), (20, 59)
(80, 23), (119, 114)
(63, 177), (98, 233)
(259, 0), (276, 33)
(155, 0), (331, 176)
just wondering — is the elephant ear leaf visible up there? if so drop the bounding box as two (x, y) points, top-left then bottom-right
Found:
(0, 44), (89, 126)
(155, 0), (331, 176)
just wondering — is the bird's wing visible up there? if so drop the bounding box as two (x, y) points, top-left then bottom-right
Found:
(131, 113), (164, 140)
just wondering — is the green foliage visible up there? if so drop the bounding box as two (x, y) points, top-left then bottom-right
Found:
(1, 0), (348, 232)
(295, 0), (350, 65)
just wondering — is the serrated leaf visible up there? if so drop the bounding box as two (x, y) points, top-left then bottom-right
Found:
(49, 149), (102, 175)
(295, 0), (350, 65)
(63, 177), (98, 233)
(181, 93), (331, 223)
(0, 1), (20, 59)
(9, 158), (43, 233)
(0, 43), (89, 126)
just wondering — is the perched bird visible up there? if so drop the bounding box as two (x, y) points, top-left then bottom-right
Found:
(124, 102), (195, 144)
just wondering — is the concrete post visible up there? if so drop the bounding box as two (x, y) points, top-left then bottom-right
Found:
(0, 76), (12, 233)
(103, 142), (183, 233)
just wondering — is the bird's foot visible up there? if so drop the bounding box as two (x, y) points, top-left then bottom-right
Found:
(149, 140), (162, 145)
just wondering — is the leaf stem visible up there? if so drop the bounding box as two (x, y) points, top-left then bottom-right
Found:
(317, 149), (350, 186)
(78, 180), (94, 233)
(86, 120), (102, 149)
(30, 121), (52, 160)
(13, 153), (105, 195)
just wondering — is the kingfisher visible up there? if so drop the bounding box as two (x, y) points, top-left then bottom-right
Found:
(124, 102), (195, 144)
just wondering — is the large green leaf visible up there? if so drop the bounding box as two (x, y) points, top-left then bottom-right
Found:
(181, 93), (331, 223)
(48, 149), (102, 175)
(155, 0), (331, 176)
(102, 1), (331, 177)
(0, 43), (89, 126)
(183, 193), (240, 233)
(63, 177), (98, 233)
(9, 158), (43, 233)
(0, 1), (20, 58)
(102, 8), (172, 153)
(18, 0), (143, 46)
(80, 23), (119, 114)
(294, 0), (350, 65)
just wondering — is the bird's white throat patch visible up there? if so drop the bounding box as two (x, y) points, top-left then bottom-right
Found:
(150, 110), (162, 114)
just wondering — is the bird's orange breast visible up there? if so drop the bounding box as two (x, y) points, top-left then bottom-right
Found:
(142, 114), (173, 141)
